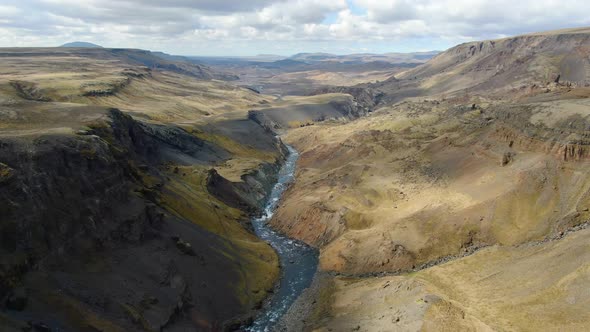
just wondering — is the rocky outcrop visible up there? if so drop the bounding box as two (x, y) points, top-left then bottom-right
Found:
(207, 142), (288, 227)
(311, 86), (383, 114)
(9, 80), (51, 101)
(561, 142), (590, 161)
(249, 94), (374, 132)
(82, 77), (131, 97)
(328, 98), (367, 119)
(241, 156), (288, 201)
(0, 108), (284, 331)
(270, 202), (347, 248)
(207, 161), (283, 215)
(248, 110), (283, 132)
(490, 121), (590, 162)
(501, 151), (514, 166)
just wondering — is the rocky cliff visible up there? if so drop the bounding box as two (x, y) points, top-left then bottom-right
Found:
(0, 108), (286, 331)
(375, 27), (590, 103)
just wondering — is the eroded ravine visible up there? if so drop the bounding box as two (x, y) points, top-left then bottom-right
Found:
(247, 145), (319, 332)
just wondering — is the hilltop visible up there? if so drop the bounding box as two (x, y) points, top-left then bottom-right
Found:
(374, 26), (590, 103)
(60, 41), (103, 48)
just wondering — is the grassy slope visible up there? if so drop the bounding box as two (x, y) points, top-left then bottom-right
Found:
(312, 228), (590, 332)
(0, 49), (286, 328)
(160, 165), (279, 306)
(0, 54), (270, 122)
(274, 94), (590, 330)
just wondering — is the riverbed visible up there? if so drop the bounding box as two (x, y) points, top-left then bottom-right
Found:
(247, 145), (319, 332)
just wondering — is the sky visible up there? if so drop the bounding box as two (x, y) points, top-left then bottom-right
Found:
(1, 0), (590, 56)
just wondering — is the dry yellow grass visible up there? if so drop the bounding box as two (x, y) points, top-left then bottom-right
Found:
(274, 99), (590, 274)
(308, 228), (590, 332)
(418, 228), (590, 331)
(0, 53), (273, 126)
(272, 95), (590, 330)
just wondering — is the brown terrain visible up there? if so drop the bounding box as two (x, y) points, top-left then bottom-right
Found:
(0, 47), (367, 331)
(2, 26), (590, 332)
(195, 52), (437, 96)
(268, 27), (590, 331)
(0, 47), (289, 331)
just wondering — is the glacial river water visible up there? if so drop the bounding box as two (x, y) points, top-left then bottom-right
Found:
(247, 145), (319, 332)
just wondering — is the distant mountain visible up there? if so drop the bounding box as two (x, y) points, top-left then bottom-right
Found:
(289, 52), (336, 61)
(262, 59), (309, 69)
(255, 54), (286, 61)
(189, 54), (287, 64)
(150, 51), (194, 63)
(288, 52), (439, 64)
(60, 41), (103, 48)
(106, 49), (238, 81)
(189, 52), (437, 67)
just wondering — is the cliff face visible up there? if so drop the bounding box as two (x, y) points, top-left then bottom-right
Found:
(207, 158), (286, 216)
(376, 28), (590, 103)
(0, 109), (286, 331)
(311, 86), (383, 111)
(408, 31), (590, 83)
(248, 93), (373, 132)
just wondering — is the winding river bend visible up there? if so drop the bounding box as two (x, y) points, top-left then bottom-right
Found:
(247, 145), (318, 332)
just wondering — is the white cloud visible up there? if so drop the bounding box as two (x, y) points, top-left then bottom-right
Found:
(353, 0), (590, 38)
(0, 5), (20, 17)
(0, 0), (590, 55)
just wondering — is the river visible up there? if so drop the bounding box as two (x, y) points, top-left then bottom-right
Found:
(247, 145), (319, 332)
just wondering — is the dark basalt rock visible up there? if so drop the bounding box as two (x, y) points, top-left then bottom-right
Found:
(206, 159), (284, 217)
(248, 110), (283, 133)
(9, 80), (51, 102)
(310, 86), (384, 112)
(0, 108), (286, 331)
(5, 288), (27, 311)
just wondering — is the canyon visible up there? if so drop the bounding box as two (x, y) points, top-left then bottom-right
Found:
(1, 26), (590, 332)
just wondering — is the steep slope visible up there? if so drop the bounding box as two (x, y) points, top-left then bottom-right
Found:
(271, 28), (590, 331)
(0, 48), (285, 331)
(274, 98), (590, 273)
(275, 96), (590, 332)
(0, 110), (279, 331)
(376, 27), (590, 103)
(287, 227), (590, 332)
(248, 93), (372, 131)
